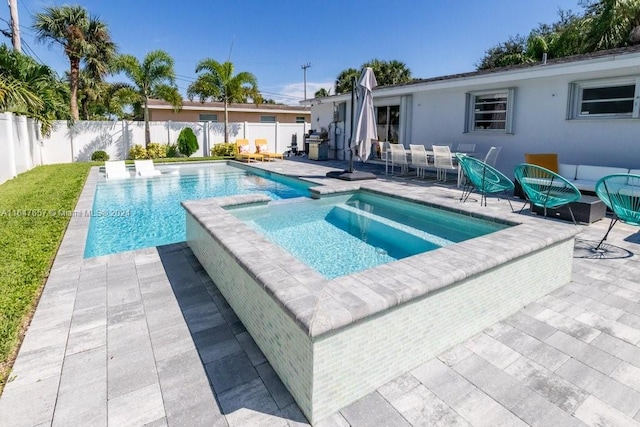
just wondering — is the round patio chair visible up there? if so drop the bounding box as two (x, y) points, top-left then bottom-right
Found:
(455, 154), (514, 209)
(593, 173), (640, 249)
(514, 163), (582, 224)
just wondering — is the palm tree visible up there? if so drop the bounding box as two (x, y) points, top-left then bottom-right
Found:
(334, 68), (359, 94)
(33, 5), (115, 121)
(581, 0), (640, 51)
(314, 88), (330, 98)
(112, 50), (182, 146)
(0, 44), (67, 135)
(187, 59), (258, 142)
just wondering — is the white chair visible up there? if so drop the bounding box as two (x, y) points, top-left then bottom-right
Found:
(483, 146), (502, 167)
(134, 159), (162, 178)
(409, 144), (431, 178)
(379, 141), (390, 173)
(104, 160), (130, 180)
(456, 143), (476, 154)
(432, 145), (461, 186)
(389, 143), (409, 175)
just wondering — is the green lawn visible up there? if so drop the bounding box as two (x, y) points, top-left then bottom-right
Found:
(0, 163), (92, 392)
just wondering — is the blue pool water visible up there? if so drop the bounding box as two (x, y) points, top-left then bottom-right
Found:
(229, 192), (509, 278)
(84, 163), (312, 257)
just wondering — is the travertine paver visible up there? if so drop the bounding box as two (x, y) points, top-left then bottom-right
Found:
(1, 158), (640, 426)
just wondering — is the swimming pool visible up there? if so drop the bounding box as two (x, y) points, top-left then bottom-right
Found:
(230, 192), (508, 278)
(84, 163), (312, 257)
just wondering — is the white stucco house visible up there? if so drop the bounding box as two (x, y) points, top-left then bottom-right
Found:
(303, 46), (640, 175)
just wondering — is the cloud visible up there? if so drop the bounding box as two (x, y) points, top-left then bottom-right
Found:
(267, 81), (335, 105)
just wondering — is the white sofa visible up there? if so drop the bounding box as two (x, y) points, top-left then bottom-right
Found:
(558, 164), (638, 193)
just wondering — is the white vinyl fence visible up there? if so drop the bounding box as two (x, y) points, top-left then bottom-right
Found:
(42, 120), (309, 164)
(0, 112), (44, 185)
(0, 114), (309, 185)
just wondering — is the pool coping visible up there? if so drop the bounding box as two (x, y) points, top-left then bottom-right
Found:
(182, 167), (580, 338)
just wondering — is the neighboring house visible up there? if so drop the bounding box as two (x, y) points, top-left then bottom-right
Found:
(304, 46), (640, 174)
(148, 99), (310, 124)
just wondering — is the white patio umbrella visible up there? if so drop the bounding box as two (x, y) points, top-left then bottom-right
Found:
(352, 67), (378, 164)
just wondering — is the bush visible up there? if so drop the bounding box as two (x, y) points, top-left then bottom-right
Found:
(176, 128), (199, 157)
(91, 150), (109, 161)
(128, 144), (148, 160)
(166, 144), (181, 158)
(211, 143), (236, 157)
(147, 143), (167, 159)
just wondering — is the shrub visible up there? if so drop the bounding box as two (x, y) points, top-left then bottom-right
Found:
(166, 144), (181, 158)
(146, 143), (167, 159)
(91, 150), (109, 161)
(211, 143), (236, 157)
(176, 127), (199, 157)
(128, 144), (148, 160)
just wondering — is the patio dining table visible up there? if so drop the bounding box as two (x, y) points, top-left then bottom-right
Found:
(385, 149), (477, 187)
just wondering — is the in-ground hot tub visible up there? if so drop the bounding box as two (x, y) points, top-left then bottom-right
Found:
(184, 186), (578, 424)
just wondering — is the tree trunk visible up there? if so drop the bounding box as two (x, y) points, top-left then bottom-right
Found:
(144, 96), (151, 148)
(224, 100), (229, 143)
(69, 57), (80, 121)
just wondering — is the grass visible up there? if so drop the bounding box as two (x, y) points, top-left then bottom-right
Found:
(0, 163), (92, 393)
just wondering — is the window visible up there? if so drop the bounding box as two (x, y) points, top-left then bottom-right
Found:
(374, 105), (400, 143)
(465, 89), (515, 133)
(261, 115), (276, 123)
(199, 114), (217, 122)
(569, 77), (640, 119)
(295, 116), (306, 123)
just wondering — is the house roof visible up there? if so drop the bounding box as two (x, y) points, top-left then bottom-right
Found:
(303, 45), (640, 104)
(148, 99), (310, 115)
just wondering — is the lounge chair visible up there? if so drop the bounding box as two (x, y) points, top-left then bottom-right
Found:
(514, 163), (581, 224)
(593, 173), (640, 249)
(456, 154), (513, 209)
(134, 159), (162, 178)
(105, 160), (130, 179)
(255, 139), (284, 160)
(235, 139), (264, 162)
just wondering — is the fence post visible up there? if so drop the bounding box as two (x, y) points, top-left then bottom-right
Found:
(244, 121), (248, 139)
(2, 112), (17, 179)
(275, 122), (279, 153)
(167, 121), (171, 144)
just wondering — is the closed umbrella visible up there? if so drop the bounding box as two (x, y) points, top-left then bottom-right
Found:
(353, 67), (378, 163)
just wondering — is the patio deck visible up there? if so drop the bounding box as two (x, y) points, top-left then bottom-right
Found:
(1, 158), (639, 426)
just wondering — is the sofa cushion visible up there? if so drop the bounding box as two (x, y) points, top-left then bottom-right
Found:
(573, 180), (598, 192)
(558, 164), (577, 180)
(576, 165), (628, 182)
(629, 169), (640, 176)
(524, 153), (558, 173)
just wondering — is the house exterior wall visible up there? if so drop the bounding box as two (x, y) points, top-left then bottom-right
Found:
(149, 109), (309, 124)
(409, 67), (640, 174)
(310, 53), (640, 175)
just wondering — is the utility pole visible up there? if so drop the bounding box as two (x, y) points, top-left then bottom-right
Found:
(301, 62), (311, 100)
(8, 0), (21, 52)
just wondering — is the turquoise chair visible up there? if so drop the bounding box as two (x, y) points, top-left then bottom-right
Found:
(514, 163), (582, 224)
(455, 154), (514, 209)
(594, 174), (640, 249)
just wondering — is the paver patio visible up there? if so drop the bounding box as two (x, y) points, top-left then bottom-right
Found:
(1, 158), (639, 426)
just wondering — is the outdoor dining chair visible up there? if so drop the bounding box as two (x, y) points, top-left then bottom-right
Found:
(593, 173), (640, 249)
(432, 145), (460, 185)
(409, 144), (431, 178)
(389, 143), (409, 175)
(483, 146), (502, 167)
(514, 163), (582, 224)
(456, 143), (476, 154)
(456, 154), (514, 209)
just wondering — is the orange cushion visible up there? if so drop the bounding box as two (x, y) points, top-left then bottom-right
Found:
(524, 153), (558, 173)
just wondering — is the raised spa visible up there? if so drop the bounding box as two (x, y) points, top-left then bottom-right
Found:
(184, 186), (577, 424)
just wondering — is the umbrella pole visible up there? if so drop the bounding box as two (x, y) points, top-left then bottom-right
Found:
(348, 76), (356, 173)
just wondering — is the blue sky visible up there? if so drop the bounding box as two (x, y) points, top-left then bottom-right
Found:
(2, 0), (582, 104)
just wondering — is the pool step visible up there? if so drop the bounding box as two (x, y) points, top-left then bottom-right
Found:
(335, 204), (454, 247)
